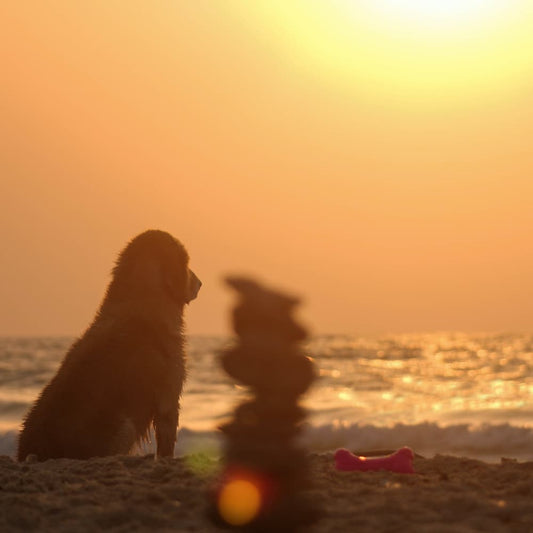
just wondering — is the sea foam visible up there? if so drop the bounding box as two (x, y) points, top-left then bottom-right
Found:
(3, 422), (532, 462)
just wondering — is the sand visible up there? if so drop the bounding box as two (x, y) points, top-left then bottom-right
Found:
(1, 453), (532, 532)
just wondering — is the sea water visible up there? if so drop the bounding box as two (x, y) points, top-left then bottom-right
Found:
(1, 334), (532, 461)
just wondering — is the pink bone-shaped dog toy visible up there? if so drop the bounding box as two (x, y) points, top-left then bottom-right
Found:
(334, 446), (415, 474)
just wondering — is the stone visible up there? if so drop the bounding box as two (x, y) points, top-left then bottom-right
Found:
(209, 276), (320, 531)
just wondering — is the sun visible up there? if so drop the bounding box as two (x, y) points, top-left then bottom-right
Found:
(363, 0), (502, 28)
(230, 0), (533, 108)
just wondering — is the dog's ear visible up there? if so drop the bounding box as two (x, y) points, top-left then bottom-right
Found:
(125, 255), (163, 294)
(126, 257), (188, 302)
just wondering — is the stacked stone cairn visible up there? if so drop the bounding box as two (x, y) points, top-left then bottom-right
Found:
(209, 276), (319, 531)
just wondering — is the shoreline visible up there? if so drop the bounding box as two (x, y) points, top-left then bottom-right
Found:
(1, 453), (532, 532)
(3, 422), (533, 466)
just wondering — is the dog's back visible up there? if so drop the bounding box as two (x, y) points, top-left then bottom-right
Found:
(18, 316), (185, 461)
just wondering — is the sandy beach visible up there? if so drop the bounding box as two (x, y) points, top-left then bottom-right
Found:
(1, 452), (532, 532)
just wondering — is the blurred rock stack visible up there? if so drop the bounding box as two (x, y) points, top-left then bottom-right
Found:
(210, 276), (319, 531)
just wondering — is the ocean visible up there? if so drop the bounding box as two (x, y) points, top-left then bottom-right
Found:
(1, 334), (532, 462)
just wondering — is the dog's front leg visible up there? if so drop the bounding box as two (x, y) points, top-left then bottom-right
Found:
(154, 400), (179, 458)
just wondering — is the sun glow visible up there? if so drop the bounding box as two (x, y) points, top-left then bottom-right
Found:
(232, 1), (533, 107)
(363, 0), (503, 28)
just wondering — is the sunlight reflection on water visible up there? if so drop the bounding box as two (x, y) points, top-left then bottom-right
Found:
(304, 333), (533, 428)
(0, 333), (531, 433)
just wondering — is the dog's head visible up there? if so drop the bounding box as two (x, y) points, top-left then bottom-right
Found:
(108, 230), (201, 306)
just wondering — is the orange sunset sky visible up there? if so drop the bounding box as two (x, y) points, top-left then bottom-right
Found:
(1, 1), (533, 336)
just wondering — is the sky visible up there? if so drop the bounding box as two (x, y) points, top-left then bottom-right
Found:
(1, 1), (533, 336)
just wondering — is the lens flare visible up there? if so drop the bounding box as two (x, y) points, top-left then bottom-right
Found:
(217, 472), (265, 526)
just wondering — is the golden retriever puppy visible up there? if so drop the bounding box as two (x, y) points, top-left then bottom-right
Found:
(17, 230), (201, 461)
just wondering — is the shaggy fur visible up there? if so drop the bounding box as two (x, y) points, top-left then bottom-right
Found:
(17, 230), (201, 461)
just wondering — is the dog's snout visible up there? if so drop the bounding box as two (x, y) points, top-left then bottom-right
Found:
(186, 270), (201, 303)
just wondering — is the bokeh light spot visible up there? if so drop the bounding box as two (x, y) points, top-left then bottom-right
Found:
(218, 478), (262, 526)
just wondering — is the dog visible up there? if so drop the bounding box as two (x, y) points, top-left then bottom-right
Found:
(17, 230), (201, 461)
